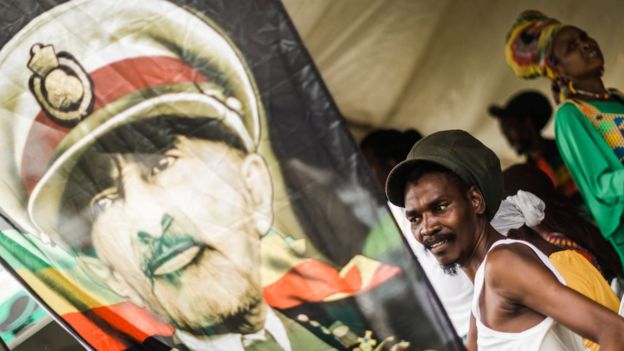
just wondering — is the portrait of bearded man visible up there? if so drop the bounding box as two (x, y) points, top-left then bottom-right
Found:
(0, 0), (428, 350)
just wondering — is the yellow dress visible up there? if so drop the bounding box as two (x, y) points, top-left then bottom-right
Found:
(549, 249), (620, 351)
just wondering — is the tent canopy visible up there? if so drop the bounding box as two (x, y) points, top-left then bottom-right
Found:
(283, 0), (624, 166)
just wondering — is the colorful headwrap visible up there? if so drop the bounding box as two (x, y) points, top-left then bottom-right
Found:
(504, 10), (564, 80)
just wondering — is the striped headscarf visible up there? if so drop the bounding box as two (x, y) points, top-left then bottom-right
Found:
(504, 10), (564, 80)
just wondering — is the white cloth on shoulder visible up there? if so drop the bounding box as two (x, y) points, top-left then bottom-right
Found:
(490, 190), (545, 235)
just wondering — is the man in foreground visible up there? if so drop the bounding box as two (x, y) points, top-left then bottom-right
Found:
(385, 129), (624, 350)
(360, 128), (473, 339)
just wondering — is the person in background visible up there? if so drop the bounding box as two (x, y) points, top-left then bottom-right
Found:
(505, 10), (624, 273)
(488, 91), (584, 210)
(360, 128), (474, 339)
(385, 129), (624, 351)
(491, 184), (620, 351)
(360, 129), (422, 191)
(500, 164), (622, 282)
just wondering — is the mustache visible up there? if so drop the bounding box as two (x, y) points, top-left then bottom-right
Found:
(422, 232), (456, 250)
(140, 233), (202, 279)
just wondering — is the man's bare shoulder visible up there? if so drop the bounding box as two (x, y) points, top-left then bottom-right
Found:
(486, 242), (541, 266)
(483, 242), (555, 294)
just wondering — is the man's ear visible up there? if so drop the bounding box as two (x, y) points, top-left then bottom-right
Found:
(76, 256), (145, 308)
(241, 153), (273, 235)
(467, 186), (486, 216)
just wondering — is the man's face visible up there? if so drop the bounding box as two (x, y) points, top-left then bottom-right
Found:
(80, 135), (269, 331)
(403, 172), (480, 274)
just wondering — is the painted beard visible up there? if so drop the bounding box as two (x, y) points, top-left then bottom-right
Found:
(131, 224), (263, 334)
(146, 245), (263, 334)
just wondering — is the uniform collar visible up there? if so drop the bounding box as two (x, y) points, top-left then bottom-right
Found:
(174, 307), (291, 351)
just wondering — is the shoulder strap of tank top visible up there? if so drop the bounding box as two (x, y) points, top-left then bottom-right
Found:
(489, 239), (566, 284)
(472, 239), (566, 320)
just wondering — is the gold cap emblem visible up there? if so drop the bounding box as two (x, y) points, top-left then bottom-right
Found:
(27, 44), (93, 126)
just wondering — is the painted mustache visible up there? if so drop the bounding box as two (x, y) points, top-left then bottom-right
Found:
(422, 232), (456, 251)
(138, 214), (205, 279)
(148, 237), (203, 278)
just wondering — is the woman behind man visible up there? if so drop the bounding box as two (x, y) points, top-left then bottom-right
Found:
(505, 10), (624, 273)
(493, 164), (621, 351)
(501, 164), (622, 281)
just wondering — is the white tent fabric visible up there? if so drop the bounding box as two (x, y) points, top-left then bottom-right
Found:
(283, 0), (624, 167)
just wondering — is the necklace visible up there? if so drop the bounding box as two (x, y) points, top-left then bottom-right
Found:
(568, 83), (611, 100)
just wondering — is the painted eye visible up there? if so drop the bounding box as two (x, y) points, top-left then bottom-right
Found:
(90, 191), (118, 218)
(151, 155), (177, 176)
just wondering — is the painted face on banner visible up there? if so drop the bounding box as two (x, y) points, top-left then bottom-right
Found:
(66, 132), (273, 332)
(16, 0), (279, 336)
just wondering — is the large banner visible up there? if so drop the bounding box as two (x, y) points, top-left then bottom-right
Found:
(0, 1), (462, 350)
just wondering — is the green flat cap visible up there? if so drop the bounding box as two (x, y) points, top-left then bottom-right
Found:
(385, 129), (503, 219)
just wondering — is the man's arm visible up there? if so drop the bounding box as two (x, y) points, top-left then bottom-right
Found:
(487, 244), (624, 351)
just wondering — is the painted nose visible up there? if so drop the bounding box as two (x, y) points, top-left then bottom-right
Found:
(136, 214), (174, 244)
(121, 169), (170, 239)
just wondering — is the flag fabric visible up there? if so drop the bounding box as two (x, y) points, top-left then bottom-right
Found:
(0, 223), (174, 350)
(0, 1), (462, 350)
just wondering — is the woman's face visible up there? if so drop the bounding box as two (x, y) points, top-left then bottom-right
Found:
(550, 26), (604, 81)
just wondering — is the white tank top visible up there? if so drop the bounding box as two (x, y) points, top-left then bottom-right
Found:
(471, 239), (585, 351)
